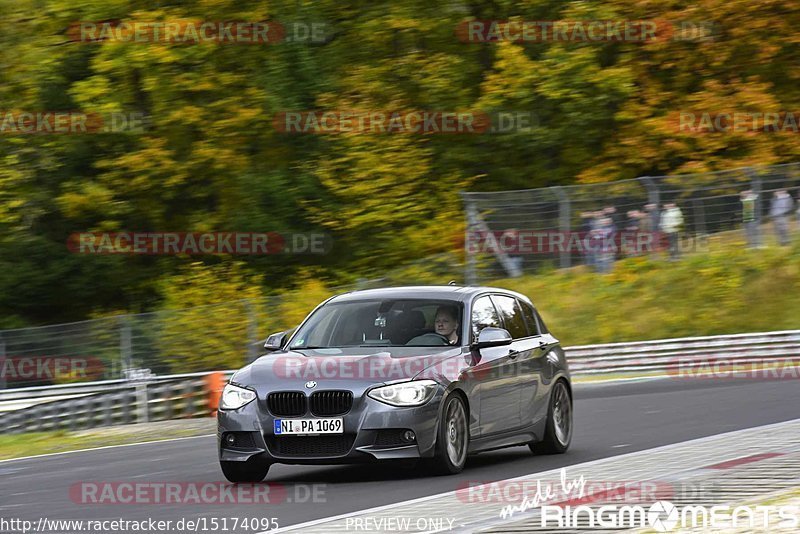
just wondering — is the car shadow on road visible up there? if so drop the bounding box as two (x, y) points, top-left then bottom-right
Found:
(264, 447), (537, 484)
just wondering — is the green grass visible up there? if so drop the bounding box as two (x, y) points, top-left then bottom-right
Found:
(0, 419), (214, 460)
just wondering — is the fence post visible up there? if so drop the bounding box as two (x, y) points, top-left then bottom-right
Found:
(247, 300), (258, 364)
(0, 333), (5, 390)
(640, 177), (660, 256)
(463, 195), (478, 285)
(692, 198), (708, 252)
(553, 187), (572, 268)
(749, 168), (763, 247)
(120, 317), (132, 379)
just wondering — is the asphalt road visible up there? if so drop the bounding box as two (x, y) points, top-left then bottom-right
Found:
(1, 377), (798, 531)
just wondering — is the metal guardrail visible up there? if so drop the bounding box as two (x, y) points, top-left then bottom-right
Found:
(567, 329), (800, 375)
(0, 371), (234, 434)
(0, 329), (797, 434)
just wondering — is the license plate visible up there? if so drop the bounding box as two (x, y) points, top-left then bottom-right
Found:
(274, 418), (343, 435)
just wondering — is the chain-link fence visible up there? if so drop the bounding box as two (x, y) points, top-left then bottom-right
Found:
(462, 163), (800, 283)
(0, 277), (409, 391)
(0, 296), (317, 390)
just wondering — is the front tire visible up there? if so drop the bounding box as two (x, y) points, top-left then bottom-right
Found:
(530, 380), (572, 455)
(430, 394), (469, 475)
(220, 458), (271, 483)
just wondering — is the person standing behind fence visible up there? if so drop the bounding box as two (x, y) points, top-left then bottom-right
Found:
(660, 203), (684, 260)
(795, 190), (800, 232)
(595, 216), (616, 273)
(740, 190), (759, 248)
(769, 190), (793, 246)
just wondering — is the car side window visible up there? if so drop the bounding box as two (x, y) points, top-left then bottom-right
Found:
(520, 300), (541, 337)
(491, 295), (528, 340)
(471, 296), (501, 341)
(535, 309), (550, 334)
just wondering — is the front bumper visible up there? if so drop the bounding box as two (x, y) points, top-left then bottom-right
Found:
(217, 389), (442, 464)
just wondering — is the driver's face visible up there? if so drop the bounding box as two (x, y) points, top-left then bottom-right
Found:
(435, 311), (457, 337)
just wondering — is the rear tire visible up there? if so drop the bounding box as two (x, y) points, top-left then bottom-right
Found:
(530, 380), (572, 455)
(220, 458), (271, 483)
(429, 394), (469, 475)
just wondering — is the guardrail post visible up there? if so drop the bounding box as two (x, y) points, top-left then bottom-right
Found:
(136, 380), (149, 424)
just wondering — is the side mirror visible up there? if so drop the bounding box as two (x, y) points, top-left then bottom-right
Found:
(473, 327), (513, 349)
(263, 331), (288, 351)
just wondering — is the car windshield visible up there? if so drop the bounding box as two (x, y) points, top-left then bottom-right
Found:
(288, 298), (464, 349)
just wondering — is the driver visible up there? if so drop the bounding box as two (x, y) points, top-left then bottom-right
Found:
(433, 305), (460, 345)
(405, 305), (460, 346)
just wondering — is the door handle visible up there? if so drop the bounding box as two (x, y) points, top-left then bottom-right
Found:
(508, 350), (520, 359)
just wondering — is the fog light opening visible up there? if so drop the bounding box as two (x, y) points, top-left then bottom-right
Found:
(225, 434), (236, 447)
(403, 430), (416, 443)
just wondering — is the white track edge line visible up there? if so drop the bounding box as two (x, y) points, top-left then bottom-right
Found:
(265, 416), (800, 533)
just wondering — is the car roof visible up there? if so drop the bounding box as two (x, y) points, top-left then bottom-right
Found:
(326, 285), (534, 305)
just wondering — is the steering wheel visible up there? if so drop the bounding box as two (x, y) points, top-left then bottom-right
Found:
(408, 332), (451, 346)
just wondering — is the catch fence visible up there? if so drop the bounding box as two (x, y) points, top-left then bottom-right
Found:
(462, 162), (800, 282)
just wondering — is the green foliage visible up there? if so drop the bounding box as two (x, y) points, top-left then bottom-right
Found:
(0, 0), (797, 328)
(156, 262), (265, 373)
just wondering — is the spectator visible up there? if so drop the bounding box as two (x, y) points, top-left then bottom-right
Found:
(624, 210), (643, 256)
(740, 190), (759, 248)
(594, 216), (616, 273)
(796, 190), (800, 232)
(769, 190), (793, 246)
(580, 211), (599, 269)
(660, 203), (684, 260)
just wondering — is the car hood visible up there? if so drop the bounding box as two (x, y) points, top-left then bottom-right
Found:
(231, 346), (470, 394)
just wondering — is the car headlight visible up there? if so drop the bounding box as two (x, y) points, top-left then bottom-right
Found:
(220, 383), (257, 410)
(367, 380), (438, 407)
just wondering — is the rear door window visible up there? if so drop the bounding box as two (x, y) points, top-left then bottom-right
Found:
(520, 300), (541, 337)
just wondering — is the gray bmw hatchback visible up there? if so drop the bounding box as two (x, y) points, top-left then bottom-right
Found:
(217, 285), (572, 482)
